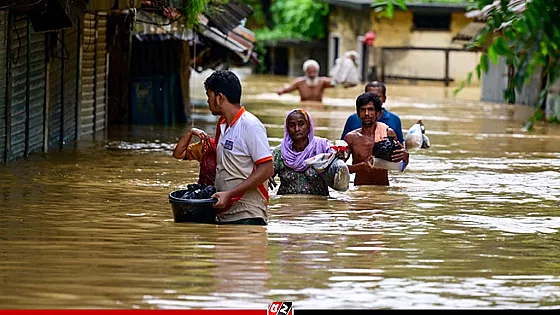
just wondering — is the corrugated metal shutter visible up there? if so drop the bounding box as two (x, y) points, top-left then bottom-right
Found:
(94, 12), (107, 133)
(63, 25), (79, 142)
(80, 13), (95, 137)
(0, 11), (8, 162)
(48, 30), (63, 147)
(27, 21), (45, 154)
(8, 14), (28, 160)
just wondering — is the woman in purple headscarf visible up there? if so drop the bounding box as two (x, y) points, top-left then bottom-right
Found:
(271, 109), (334, 195)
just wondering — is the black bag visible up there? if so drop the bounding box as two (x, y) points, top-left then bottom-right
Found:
(373, 136), (399, 161)
(181, 183), (217, 200)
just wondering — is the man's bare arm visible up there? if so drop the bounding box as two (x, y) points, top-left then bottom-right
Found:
(172, 128), (209, 159)
(344, 132), (375, 173)
(277, 80), (300, 95)
(388, 128), (410, 166)
(322, 77), (335, 88)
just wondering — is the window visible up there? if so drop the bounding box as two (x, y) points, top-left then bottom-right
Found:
(413, 12), (451, 31)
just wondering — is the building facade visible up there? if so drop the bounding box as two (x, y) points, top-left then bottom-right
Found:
(0, 0), (125, 163)
(322, 0), (481, 85)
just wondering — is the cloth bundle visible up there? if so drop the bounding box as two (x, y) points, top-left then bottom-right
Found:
(181, 183), (217, 200)
(185, 138), (217, 186)
(373, 136), (399, 161)
(305, 153), (350, 191)
(405, 121), (430, 150)
(329, 51), (361, 88)
(372, 136), (406, 172)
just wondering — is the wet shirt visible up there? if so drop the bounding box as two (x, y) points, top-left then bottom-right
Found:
(215, 107), (272, 223)
(272, 146), (329, 196)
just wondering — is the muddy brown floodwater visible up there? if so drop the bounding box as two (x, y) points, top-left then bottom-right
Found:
(1, 73), (560, 309)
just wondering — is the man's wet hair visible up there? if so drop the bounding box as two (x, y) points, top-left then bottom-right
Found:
(356, 92), (383, 113)
(364, 81), (387, 96)
(204, 70), (242, 104)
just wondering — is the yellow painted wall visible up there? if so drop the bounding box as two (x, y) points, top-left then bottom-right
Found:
(365, 10), (480, 84)
(328, 6), (370, 72)
(371, 11), (414, 47)
(372, 11), (472, 48)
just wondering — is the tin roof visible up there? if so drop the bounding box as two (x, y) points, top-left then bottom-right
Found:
(134, 2), (256, 70)
(465, 0), (528, 20)
(205, 0), (254, 35)
(453, 0), (528, 48)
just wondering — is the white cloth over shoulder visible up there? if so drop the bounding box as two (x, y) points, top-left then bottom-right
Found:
(329, 51), (360, 87)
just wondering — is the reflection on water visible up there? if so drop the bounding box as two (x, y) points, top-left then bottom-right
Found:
(1, 74), (560, 309)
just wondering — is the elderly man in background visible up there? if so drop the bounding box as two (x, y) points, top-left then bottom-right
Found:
(276, 59), (335, 103)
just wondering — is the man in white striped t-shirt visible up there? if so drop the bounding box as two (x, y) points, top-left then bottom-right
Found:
(204, 70), (274, 225)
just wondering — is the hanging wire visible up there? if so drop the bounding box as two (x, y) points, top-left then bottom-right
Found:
(0, 0), (43, 10)
(51, 31), (70, 61)
(10, 14), (22, 65)
(191, 33), (196, 128)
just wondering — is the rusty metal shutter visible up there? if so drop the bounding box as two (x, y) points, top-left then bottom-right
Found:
(27, 21), (45, 154)
(94, 12), (107, 133)
(79, 13), (95, 137)
(8, 14), (28, 160)
(63, 25), (79, 142)
(0, 11), (8, 162)
(48, 30), (63, 147)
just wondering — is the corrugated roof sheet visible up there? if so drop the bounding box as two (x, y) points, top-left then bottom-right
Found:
(133, 3), (257, 69)
(465, 0), (528, 20)
(205, 0), (253, 35)
(0, 0), (45, 10)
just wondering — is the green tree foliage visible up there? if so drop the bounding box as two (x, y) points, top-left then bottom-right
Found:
(254, 0), (329, 41)
(239, 0), (328, 73)
(453, 0), (560, 118)
(177, 0), (226, 28)
(372, 0), (407, 19)
(372, 0), (469, 19)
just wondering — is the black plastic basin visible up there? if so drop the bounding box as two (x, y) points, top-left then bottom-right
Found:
(169, 189), (218, 224)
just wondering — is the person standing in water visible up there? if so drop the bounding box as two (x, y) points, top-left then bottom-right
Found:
(341, 81), (404, 144)
(271, 109), (334, 196)
(276, 59), (335, 103)
(204, 70), (274, 225)
(345, 92), (409, 186)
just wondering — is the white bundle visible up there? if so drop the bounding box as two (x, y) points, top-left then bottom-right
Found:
(405, 122), (430, 150)
(329, 51), (360, 87)
(305, 153), (350, 191)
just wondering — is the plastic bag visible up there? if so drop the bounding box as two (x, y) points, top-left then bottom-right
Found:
(421, 133), (431, 149)
(373, 136), (399, 161)
(305, 153), (350, 191)
(405, 123), (423, 149)
(406, 121), (430, 149)
(371, 136), (406, 172)
(199, 138), (217, 186)
(371, 157), (406, 172)
(181, 183), (217, 199)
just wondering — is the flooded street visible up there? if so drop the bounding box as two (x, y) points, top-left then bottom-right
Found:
(1, 73), (560, 309)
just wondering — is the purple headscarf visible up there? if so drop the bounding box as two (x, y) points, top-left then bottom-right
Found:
(281, 109), (331, 172)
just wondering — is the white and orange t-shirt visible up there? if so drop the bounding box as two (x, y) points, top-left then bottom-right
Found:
(214, 107), (272, 223)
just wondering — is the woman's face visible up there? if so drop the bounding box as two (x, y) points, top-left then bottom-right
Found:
(286, 112), (310, 142)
